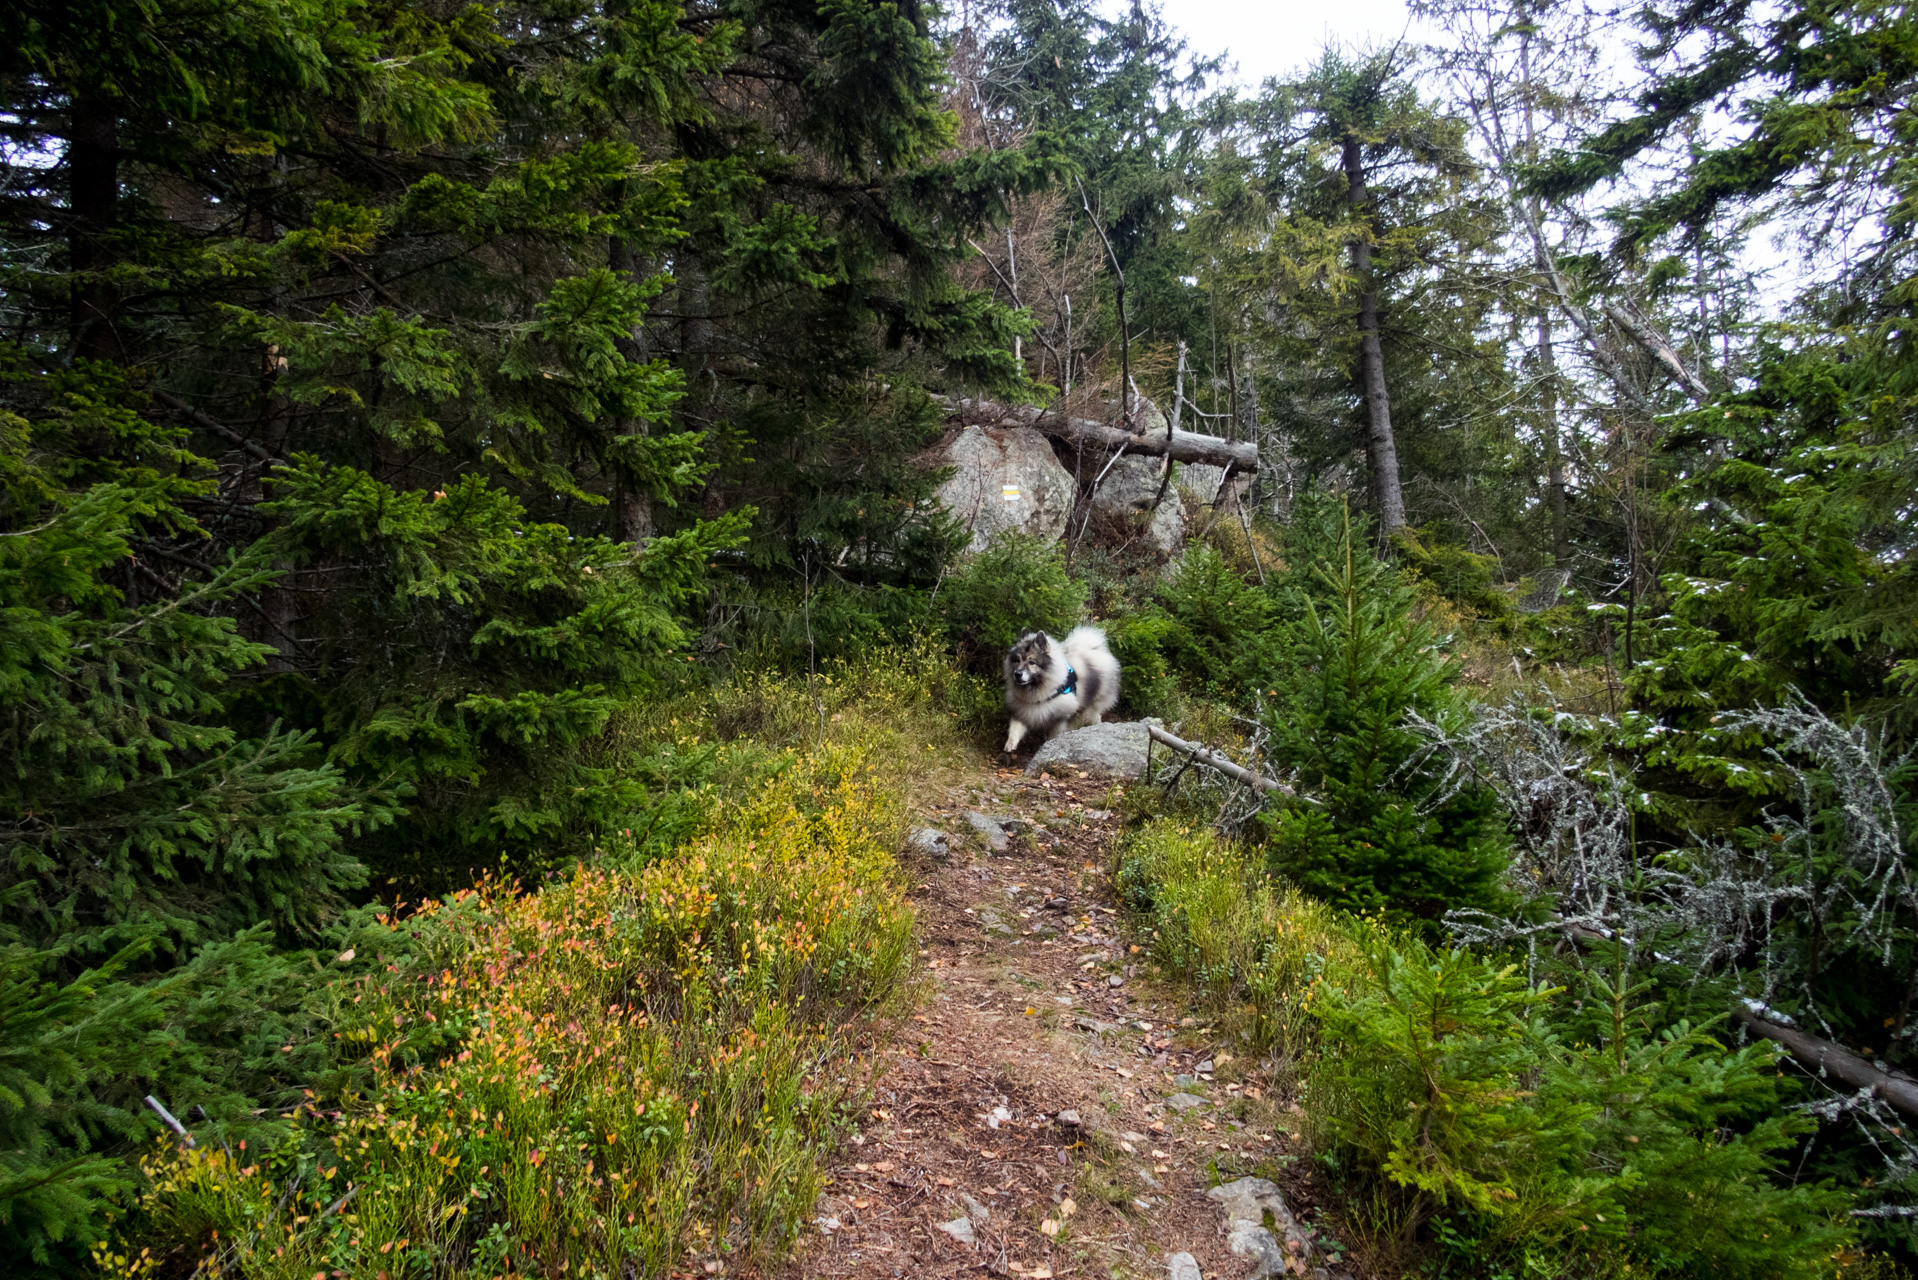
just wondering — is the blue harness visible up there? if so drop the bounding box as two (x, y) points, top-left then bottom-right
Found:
(1054, 664), (1078, 699)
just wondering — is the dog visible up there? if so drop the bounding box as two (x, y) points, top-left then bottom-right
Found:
(1003, 626), (1121, 753)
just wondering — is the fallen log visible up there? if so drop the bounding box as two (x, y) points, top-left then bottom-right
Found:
(1551, 926), (1918, 1117)
(1147, 724), (1291, 795)
(942, 396), (1258, 472)
(1731, 1004), (1918, 1119)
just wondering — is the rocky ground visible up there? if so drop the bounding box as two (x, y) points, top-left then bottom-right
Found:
(773, 741), (1360, 1280)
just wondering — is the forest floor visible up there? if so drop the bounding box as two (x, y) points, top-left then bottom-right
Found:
(774, 758), (1360, 1280)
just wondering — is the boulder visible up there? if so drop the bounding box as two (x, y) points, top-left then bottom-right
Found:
(1177, 461), (1253, 510)
(1207, 1178), (1333, 1280)
(935, 424), (1076, 552)
(907, 827), (951, 859)
(1089, 454), (1186, 553)
(965, 811), (1010, 851)
(1027, 720), (1152, 779)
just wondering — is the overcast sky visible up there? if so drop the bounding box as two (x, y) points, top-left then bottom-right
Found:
(1154, 0), (1434, 88)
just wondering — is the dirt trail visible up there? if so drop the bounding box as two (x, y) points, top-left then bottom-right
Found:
(776, 763), (1346, 1280)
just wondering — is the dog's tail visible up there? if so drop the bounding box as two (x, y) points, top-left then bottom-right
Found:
(1064, 624), (1111, 654)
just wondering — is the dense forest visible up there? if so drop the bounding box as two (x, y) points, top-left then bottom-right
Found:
(3, 0), (1916, 1274)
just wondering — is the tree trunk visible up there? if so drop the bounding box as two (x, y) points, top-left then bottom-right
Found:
(68, 89), (121, 362)
(1539, 311), (1567, 566)
(1732, 1005), (1918, 1119)
(677, 250), (723, 518)
(1342, 136), (1405, 536)
(610, 238), (655, 545)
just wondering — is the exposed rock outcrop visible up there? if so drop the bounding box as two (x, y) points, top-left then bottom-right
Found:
(1089, 454), (1186, 552)
(934, 424), (1076, 553)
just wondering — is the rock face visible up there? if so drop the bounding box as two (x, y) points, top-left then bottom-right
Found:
(1027, 720), (1152, 779)
(935, 424), (1076, 552)
(1089, 454), (1186, 552)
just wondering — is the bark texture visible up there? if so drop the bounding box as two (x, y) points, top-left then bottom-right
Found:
(1342, 135), (1405, 535)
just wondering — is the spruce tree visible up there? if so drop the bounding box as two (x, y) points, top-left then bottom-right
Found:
(1262, 506), (1510, 924)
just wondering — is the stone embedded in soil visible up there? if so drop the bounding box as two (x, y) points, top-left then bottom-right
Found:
(960, 1193), (992, 1223)
(966, 811), (1010, 851)
(1055, 1109), (1083, 1128)
(976, 907), (1015, 937)
(1166, 1093), (1207, 1112)
(937, 1216), (976, 1246)
(1026, 721), (1153, 779)
(1225, 1223), (1288, 1278)
(1208, 1177), (1331, 1280)
(1074, 1016), (1118, 1034)
(908, 827), (951, 859)
(1167, 1252), (1203, 1280)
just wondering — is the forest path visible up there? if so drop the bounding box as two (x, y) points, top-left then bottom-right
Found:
(775, 761), (1332, 1280)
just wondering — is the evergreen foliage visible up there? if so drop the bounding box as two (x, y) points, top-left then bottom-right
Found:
(939, 533), (1089, 674)
(1261, 510), (1510, 925)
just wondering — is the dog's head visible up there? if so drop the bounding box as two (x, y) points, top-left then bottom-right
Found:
(1006, 632), (1053, 690)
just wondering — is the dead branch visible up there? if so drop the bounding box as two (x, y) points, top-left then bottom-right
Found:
(1147, 725), (1290, 795)
(1731, 1005), (1918, 1119)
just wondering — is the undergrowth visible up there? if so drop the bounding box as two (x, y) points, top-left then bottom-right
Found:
(100, 655), (980, 1279)
(1115, 818), (1856, 1280)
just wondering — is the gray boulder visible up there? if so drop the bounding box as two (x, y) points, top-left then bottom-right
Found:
(1207, 1177), (1331, 1279)
(1177, 462), (1253, 512)
(935, 424), (1076, 552)
(965, 811), (1010, 851)
(1027, 720), (1151, 779)
(907, 827), (951, 859)
(1090, 454), (1186, 553)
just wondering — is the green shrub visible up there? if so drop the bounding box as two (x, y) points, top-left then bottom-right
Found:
(1155, 544), (1283, 696)
(1103, 612), (1181, 718)
(939, 532), (1088, 673)
(1116, 822), (1854, 1279)
(1307, 929), (1852, 1277)
(1395, 527), (1517, 624)
(1261, 509), (1510, 927)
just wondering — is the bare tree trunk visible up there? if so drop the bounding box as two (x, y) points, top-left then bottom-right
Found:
(1540, 312), (1567, 566)
(68, 89), (121, 363)
(255, 345), (299, 669)
(1342, 136), (1405, 536)
(1519, 9), (1566, 568)
(677, 250), (723, 518)
(610, 238), (655, 545)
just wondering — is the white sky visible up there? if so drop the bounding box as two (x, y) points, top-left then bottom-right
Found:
(1155, 0), (1435, 88)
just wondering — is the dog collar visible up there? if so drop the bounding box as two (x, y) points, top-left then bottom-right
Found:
(1054, 664), (1077, 698)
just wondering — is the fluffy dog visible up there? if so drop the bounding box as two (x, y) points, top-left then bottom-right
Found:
(1003, 626), (1121, 753)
